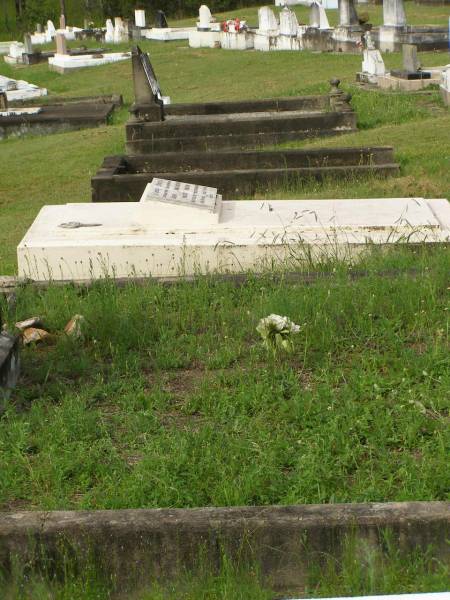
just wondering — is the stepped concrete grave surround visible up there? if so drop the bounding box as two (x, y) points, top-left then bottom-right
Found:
(0, 503), (448, 594)
(92, 147), (399, 202)
(17, 197), (449, 282)
(93, 49), (401, 201)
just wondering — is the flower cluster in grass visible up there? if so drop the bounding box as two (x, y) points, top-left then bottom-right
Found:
(256, 313), (302, 355)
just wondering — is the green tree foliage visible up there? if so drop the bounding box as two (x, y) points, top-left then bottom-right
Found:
(2, 0), (261, 32)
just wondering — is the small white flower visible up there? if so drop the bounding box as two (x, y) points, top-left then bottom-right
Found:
(256, 314), (302, 354)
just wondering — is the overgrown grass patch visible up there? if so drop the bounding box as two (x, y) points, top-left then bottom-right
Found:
(1, 246), (449, 511)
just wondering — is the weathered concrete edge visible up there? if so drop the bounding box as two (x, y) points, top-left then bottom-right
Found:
(0, 502), (449, 592)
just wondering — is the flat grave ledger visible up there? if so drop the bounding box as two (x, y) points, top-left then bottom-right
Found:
(92, 146), (399, 202)
(18, 196), (450, 282)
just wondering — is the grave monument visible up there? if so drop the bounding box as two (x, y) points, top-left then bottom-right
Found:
(441, 67), (450, 106)
(189, 5), (222, 48)
(17, 196), (450, 282)
(92, 48), (400, 202)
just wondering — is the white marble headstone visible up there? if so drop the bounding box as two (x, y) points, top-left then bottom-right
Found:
(362, 48), (386, 76)
(199, 5), (212, 29)
(258, 6), (279, 32)
(105, 19), (114, 42)
(279, 7), (299, 36)
(46, 20), (56, 42)
(135, 9), (146, 27)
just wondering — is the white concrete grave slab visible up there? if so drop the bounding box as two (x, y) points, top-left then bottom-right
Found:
(147, 27), (196, 41)
(0, 75), (47, 101)
(49, 52), (131, 73)
(17, 197), (450, 282)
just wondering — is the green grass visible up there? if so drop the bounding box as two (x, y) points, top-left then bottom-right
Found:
(1, 246), (449, 511)
(2, 537), (449, 599)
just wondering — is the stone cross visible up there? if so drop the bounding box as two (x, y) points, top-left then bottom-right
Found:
(403, 44), (419, 72)
(383, 0), (406, 27)
(55, 32), (68, 55)
(279, 7), (299, 36)
(338, 0), (359, 27)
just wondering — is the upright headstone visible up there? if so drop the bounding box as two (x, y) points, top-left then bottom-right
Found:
(46, 20), (56, 41)
(36, 23), (42, 33)
(318, 4), (330, 29)
(280, 7), (298, 36)
(55, 32), (68, 55)
(198, 5), (212, 30)
(23, 33), (33, 54)
(310, 2), (321, 27)
(130, 46), (164, 122)
(59, 14), (66, 30)
(403, 44), (419, 72)
(105, 19), (114, 43)
(383, 0), (406, 27)
(361, 32), (385, 80)
(155, 10), (169, 28)
(338, 0), (359, 27)
(258, 6), (279, 32)
(135, 9), (146, 27)
(0, 92), (7, 110)
(114, 17), (126, 43)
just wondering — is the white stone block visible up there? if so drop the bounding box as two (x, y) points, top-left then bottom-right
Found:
(189, 29), (222, 48)
(17, 198), (450, 282)
(220, 31), (254, 50)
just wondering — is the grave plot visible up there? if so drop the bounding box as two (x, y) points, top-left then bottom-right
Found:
(92, 147), (399, 202)
(92, 47), (399, 201)
(17, 196), (450, 282)
(0, 75), (47, 103)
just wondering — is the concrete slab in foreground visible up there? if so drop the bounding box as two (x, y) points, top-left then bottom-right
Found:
(0, 502), (448, 594)
(17, 197), (450, 282)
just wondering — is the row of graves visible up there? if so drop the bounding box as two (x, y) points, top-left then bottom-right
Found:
(358, 35), (450, 93)
(189, 1), (448, 52)
(15, 47), (450, 285)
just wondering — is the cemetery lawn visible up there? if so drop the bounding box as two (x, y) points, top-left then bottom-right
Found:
(0, 2), (449, 513)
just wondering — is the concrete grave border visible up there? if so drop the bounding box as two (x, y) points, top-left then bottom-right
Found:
(0, 503), (448, 593)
